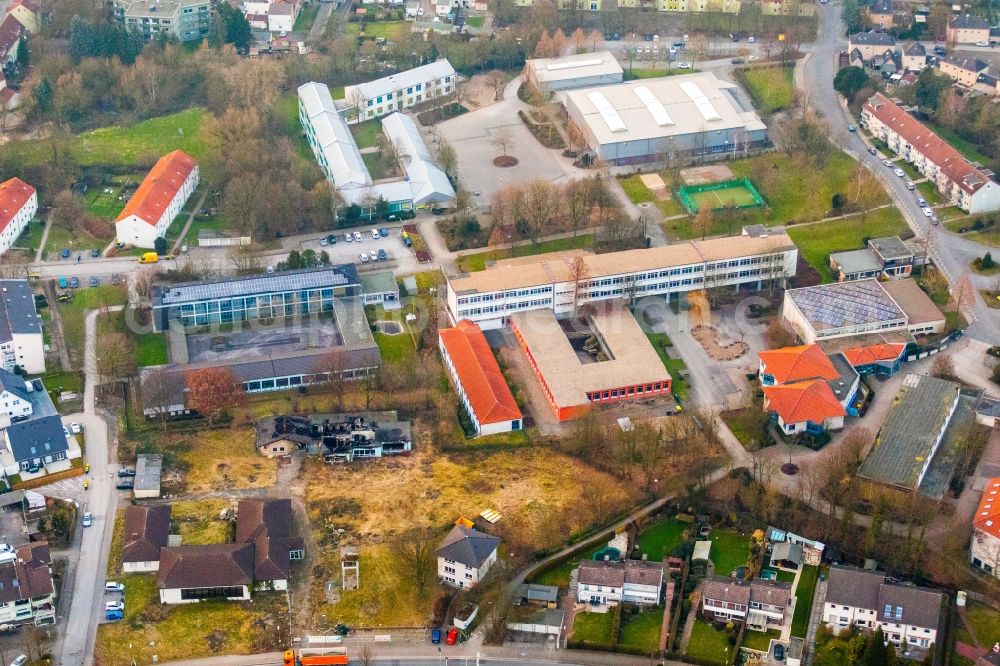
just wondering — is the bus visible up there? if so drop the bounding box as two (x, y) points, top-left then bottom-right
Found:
(282, 648), (349, 666)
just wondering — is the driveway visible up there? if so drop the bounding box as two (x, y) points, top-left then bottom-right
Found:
(436, 80), (589, 204)
(802, 2), (1000, 342)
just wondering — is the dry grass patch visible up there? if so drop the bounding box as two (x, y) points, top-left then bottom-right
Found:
(94, 575), (289, 666)
(172, 499), (232, 545)
(304, 445), (641, 627)
(177, 428), (276, 494)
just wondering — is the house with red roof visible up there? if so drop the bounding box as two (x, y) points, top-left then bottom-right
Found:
(840, 342), (907, 376)
(0, 14), (23, 67)
(439, 320), (522, 437)
(0, 177), (36, 256)
(861, 93), (1000, 214)
(5, 0), (40, 34)
(759, 344), (859, 436)
(115, 150), (199, 249)
(971, 477), (1000, 580)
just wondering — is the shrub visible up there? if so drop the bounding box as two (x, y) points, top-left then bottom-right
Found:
(982, 252), (995, 269)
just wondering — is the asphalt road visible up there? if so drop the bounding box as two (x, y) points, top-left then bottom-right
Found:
(803, 1), (1000, 342)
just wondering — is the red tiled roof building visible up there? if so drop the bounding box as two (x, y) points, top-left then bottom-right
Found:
(115, 150), (199, 249)
(971, 477), (1000, 580)
(0, 177), (36, 256)
(439, 320), (522, 437)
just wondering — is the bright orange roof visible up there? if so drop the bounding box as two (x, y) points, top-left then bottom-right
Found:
(759, 344), (839, 384)
(842, 343), (906, 367)
(0, 177), (35, 233)
(763, 379), (846, 426)
(439, 320), (522, 426)
(974, 478), (1000, 540)
(116, 150), (197, 226)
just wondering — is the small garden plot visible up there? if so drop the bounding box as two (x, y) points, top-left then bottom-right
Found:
(618, 607), (664, 653)
(686, 620), (733, 665)
(705, 530), (750, 576)
(741, 628), (780, 652)
(791, 564), (819, 638)
(572, 610), (615, 646)
(636, 517), (689, 560)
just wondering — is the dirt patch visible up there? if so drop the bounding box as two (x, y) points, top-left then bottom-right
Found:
(691, 324), (748, 361)
(679, 164), (734, 186)
(494, 156), (519, 167)
(375, 320), (403, 335)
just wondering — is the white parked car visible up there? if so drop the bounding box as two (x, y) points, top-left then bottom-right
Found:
(10, 655), (27, 666)
(905, 180), (915, 190)
(83, 512), (93, 527)
(922, 207), (934, 217)
(882, 159), (893, 167)
(371, 228), (380, 239)
(976, 40), (989, 46)
(353, 231), (363, 242)
(105, 582), (125, 593)
(678, 62), (692, 69)
(360, 253), (369, 263)
(893, 168), (905, 177)
(70, 422), (82, 434)
(105, 601), (125, 612)
(917, 198), (928, 207)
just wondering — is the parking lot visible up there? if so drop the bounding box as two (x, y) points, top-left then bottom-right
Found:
(292, 222), (426, 276)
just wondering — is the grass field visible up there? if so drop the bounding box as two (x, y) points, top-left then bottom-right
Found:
(346, 20), (411, 40)
(57, 284), (129, 366)
(572, 610), (615, 646)
(739, 66), (795, 113)
(916, 179), (942, 205)
(791, 564), (819, 638)
(13, 219), (45, 253)
(293, 2), (320, 31)
(682, 183), (760, 212)
(955, 602), (1000, 649)
(618, 608), (663, 652)
(362, 151), (395, 180)
(75, 108), (210, 165)
(85, 181), (130, 220)
(171, 499), (232, 545)
(786, 207), (907, 283)
(624, 67), (701, 80)
(704, 530), (749, 576)
(636, 517), (688, 560)
(136, 332), (169, 366)
(742, 628), (780, 652)
(456, 234), (594, 272)
(527, 542), (605, 588)
(172, 428), (277, 494)
(685, 619), (731, 664)
(351, 119), (383, 149)
(306, 446), (641, 626)
(619, 175), (656, 204)
(94, 575), (289, 665)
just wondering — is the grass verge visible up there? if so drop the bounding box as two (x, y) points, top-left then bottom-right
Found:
(786, 208), (907, 283)
(790, 564), (818, 638)
(456, 234), (594, 273)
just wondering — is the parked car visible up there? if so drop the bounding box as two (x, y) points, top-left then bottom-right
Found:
(370, 228), (380, 240)
(319, 236), (328, 246)
(58, 276), (68, 289)
(378, 249), (387, 261)
(431, 207), (447, 215)
(105, 601), (124, 612)
(917, 198), (928, 207)
(345, 232), (353, 242)
(360, 253), (369, 263)
(111, 273), (122, 285)
(905, 181), (915, 191)
(60, 248), (70, 259)
(89, 276), (100, 287)
(10, 655), (27, 666)
(105, 609), (123, 622)
(678, 62), (692, 69)
(118, 468), (136, 477)
(847, 124), (857, 132)
(82, 512), (93, 527)
(0, 544), (13, 554)
(867, 146), (877, 155)
(379, 227), (389, 237)
(326, 235), (337, 244)
(116, 480), (134, 490)
(70, 277), (80, 289)
(893, 168), (905, 177)
(774, 643), (785, 661)
(70, 422), (82, 434)
(369, 250), (378, 262)
(105, 582), (125, 593)
(431, 629), (441, 644)
(731, 58), (744, 64)
(933, 46), (947, 55)
(976, 40), (989, 46)
(446, 628), (459, 645)
(353, 231), (363, 242)
(90, 248), (100, 258)
(922, 207), (934, 217)
(882, 159), (893, 167)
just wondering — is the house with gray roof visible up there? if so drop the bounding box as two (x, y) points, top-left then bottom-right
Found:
(902, 42), (927, 71)
(948, 14), (991, 45)
(701, 576), (791, 630)
(576, 558), (664, 606)
(822, 565), (942, 656)
(437, 524), (500, 589)
(0, 367), (35, 428)
(849, 30), (896, 61)
(0, 279), (44, 374)
(829, 236), (923, 282)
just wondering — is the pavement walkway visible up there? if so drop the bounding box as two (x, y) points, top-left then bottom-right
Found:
(33, 210), (52, 263)
(169, 189), (209, 254)
(802, 577), (827, 666)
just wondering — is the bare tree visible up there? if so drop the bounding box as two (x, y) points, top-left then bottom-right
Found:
(228, 244), (264, 275)
(394, 529), (437, 592)
(491, 126), (513, 158)
(358, 644), (376, 666)
(318, 349), (350, 410)
(96, 332), (138, 382)
(141, 367), (186, 430)
(484, 69), (508, 101)
(437, 138), (458, 181)
(568, 255), (590, 317)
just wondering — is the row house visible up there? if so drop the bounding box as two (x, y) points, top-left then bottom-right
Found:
(701, 576), (792, 631)
(0, 543), (55, 626)
(576, 559), (665, 606)
(861, 92), (1000, 214)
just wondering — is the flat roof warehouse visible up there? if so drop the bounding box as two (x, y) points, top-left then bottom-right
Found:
(563, 72), (766, 145)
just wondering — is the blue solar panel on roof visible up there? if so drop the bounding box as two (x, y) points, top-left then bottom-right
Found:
(159, 266), (357, 305)
(791, 280), (904, 328)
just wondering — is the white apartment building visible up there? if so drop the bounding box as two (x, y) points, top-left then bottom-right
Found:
(343, 59), (456, 123)
(0, 177), (36, 257)
(115, 150), (199, 249)
(0, 279), (44, 375)
(862, 93), (1000, 214)
(576, 559), (664, 606)
(436, 524), (500, 589)
(446, 227), (797, 330)
(823, 566), (942, 652)
(0, 368), (36, 429)
(971, 477), (1000, 579)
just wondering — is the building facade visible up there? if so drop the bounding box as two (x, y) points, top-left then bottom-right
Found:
(447, 229), (797, 330)
(971, 477), (1000, 579)
(0, 543), (55, 627)
(701, 577), (791, 631)
(939, 54), (988, 87)
(0, 280), (44, 374)
(343, 60), (456, 123)
(862, 93), (1000, 214)
(112, 0), (212, 41)
(115, 150), (199, 248)
(947, 14), (990, 45)
(0, 177), (36, 257)
(576, 559), (664, 606)
(848, 31), (896, 61)
(436, 524), (500, 589)
(524, 51), (623, 94)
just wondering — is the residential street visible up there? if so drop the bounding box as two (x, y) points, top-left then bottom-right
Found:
(802, 1), (1000, 342)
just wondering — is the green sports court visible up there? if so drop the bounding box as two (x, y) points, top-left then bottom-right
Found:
(676, 177), (766, 214)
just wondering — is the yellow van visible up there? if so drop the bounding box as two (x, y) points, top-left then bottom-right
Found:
(138, 252), (159, 264)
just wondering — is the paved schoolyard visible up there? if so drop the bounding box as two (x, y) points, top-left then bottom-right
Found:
(436, 81), (588, 204)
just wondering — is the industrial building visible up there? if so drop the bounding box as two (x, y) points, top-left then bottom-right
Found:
(563, 72), (767, 166)
(446, 227), (797, 330)
(523, 51), (623, 95)
(510, 305), (672, 421)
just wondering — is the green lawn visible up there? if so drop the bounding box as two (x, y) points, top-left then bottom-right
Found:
(786, 207), (908, 283)
(44, 224), (104, 262)
(456, 235), (594, 273)
(637, 517), (688, 561)
(790, 564), (819, 638)
(618, 608), (664, 653)
(916, 179), (941, 204)
(685, 620), (731, 665)
(624, 67), (701, 80)
(351, 119), (383, 149)
(619, 175), (656, 204)
(13, 219), (45, 253)
(741, 628), (780, 652)
(719, 407), (769, 450)
(41, 371), (84, 404)
(705, 530), (749, 577)
(960, 602), (1000, 648)
(739, 66), (795, 113)
(57, 284), (129, 366)
(136, 332), (169, 367)
(466, 16), (484, 27)
(293, 2), (320, 32)
(373, 330), (416, 364)
(572, 610), (615, 646)
(84, 180), (130, 220)
(183, 212), (229, 247)
(362, 151), (396, 180)
(527, 542), (605, 588)
(645, 333), (689, 403)
(346, 20), (411, 40)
